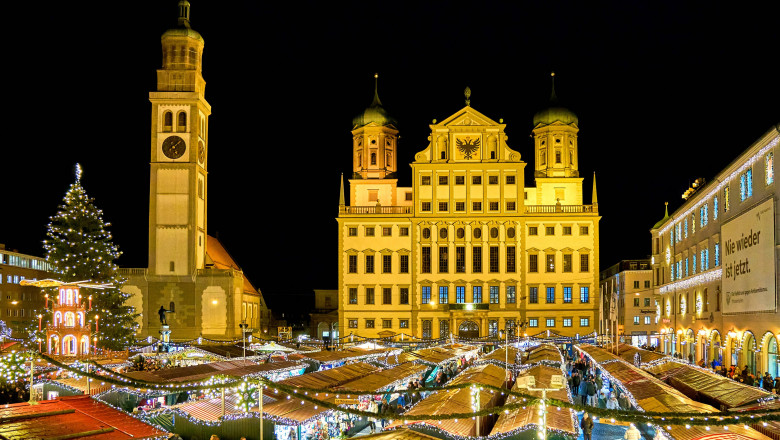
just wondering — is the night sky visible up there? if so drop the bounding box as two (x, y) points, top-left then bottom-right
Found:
(2, 1), (778, 319)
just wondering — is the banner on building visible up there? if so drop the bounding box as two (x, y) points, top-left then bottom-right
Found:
(721, 197), (776, 314)
(610, 289), (618, 321)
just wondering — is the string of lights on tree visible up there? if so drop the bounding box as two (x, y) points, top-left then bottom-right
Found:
(41, 164), (139, 350)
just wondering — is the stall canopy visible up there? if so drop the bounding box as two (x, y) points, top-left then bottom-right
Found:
(302, 347), (402, 366)
(491, 364), (577, 438)
(194, 344), (258, 358)
(477, 347), (521, 367)
(271, 362), (380, 392)
(604, 343), (667, 365)
(125, 359), (304, 383)
(252, 341), (297, 352)
(577, 344), (772, 440)
(53, 377), (113, 396)
(0, 395), (166, 439)
(644, 360), (772, 408)
(381, 344), (480, 367)
(387, 364), (508, 438)
(176, 392), (276, 422)
(333, 363), (428, 393)
(524, 344), (564, 364)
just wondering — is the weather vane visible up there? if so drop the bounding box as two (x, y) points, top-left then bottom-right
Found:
(464, 87), (471, 106)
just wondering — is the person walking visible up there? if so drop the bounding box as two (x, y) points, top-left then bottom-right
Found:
(624, 423), (642, 440)
(578, 377), (588, 406)
(586, 377), (597, 406)
(581, 412), (594, 440)
(606, 393), (619, 410)
(763, 372), (773, 392)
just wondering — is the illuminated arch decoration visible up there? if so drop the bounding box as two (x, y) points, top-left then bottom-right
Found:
(62, 335), (77, 356)
(49, 334), (60, 355)
(80, 336), (90, 355)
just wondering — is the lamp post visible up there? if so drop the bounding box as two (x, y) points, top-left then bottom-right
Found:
(517, 374), (565, 440)
(239, 321), (249, 360)
(500, 328), (509, 383)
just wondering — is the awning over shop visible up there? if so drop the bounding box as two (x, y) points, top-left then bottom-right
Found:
(124, 359), (304, 383)
(333, 363), (428, 393)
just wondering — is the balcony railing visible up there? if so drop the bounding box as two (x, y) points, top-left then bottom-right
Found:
(118, 268), (148, 276)
(339, 205), (413, 215)
(524, 204), (597, 214)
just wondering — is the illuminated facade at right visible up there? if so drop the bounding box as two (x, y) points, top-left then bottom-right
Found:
(651, 124), (780, 376)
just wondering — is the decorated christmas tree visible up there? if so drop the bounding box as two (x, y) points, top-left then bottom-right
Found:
(41, 165), (139, 350)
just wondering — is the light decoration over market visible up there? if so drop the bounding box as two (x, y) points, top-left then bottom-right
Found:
(0, 351), (30, 382)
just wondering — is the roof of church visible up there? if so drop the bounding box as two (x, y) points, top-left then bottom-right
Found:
(206, 235), (260, 295)
(652, 202), (670, 230)
(352, 75), (397, 129)
(533, 73), (578, 127)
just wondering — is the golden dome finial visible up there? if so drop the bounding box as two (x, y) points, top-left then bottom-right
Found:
(464, 86), (471, 106)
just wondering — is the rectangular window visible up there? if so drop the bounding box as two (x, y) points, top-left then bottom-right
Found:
(580, 317), (590, 327)
(713, 196), (719, 219)
(439, 175), (448, 185)
(383, 287), (392, 304)
(439, 286), (449, 304)
(365, 255), (374, 273)
(349, 320), (358, 328)
(456, 246), (466, 273)
(383, 319), (392, 329)
(421, 286), (431, 304)
(400, 227), (409, 236)
(529, 286), (538, 304)
(545, 226), (555, 235)
(489, 320), (498, 337)
(546, 318), (555, 327)
(529, 254), (538, 273)
(580, 226), (589, 235)
(382, 254), (392, 273)
(405, 192), (412, 201)
(528, 318), (539, 328)
(439, 202), (448, 212)
(456, 286), (466, 303)
(580, 254), (589, 272)
(349, 288), (358, 304)
(714, 243), (720, 266)
(546, 253), (555, 272)
(644, 316), (651, 325)
(422, 247), (431, 273)
(633, 298), (640, 307)
(506, 286), (516, 304)
(563, 318), (572, 327)
(421, 176), (431, 185)
(644, 297), (651, 307)
(633, 280), (640, 288)
(439, 246), (448, 273)
(400, 254), (409, 273)
(546, 287), (555, 304)
(767, 152), (774, 185)
(529, 226), (538, 236)
(506, 175), (516, 184)
(421, 202), (431, 212)
(562, 226), (572, 235)
(455, 175), (465, 185)
(400, 319), (409, 328)
(489, 175), (499, 185)
(366, 227), (375, 236)
(348, 227), (357, 236)
(580, 287), (589, 303)
(724, 186), (730, 211)
(489, 286), (500, 304)
(455, 202), (465, 211)
(400, 287), (409, 304)
(506, 201), (516, 211)
(348, 255), (357, 273)
(489, 246), (499, 273)
(633, 316), (640, 325)
(506, 246), (516, 273)
(365, 288), (375, 304)
(365, 319), (375, 328)
(473, 286), (483, 303)
(563, 287), (572, 303)
(740, 169), (753, 200)
(382, 227), (392, 236)
(472, 175), (482, 185)
(422, 320), (432, 338)
(472, 246), (482, 273)
(472, 201), (482, 211)
(644, 280), (651, 288)
(700, 205), (708, 227)
(489, 201), (499, 211)
(563, 254), (572, 272)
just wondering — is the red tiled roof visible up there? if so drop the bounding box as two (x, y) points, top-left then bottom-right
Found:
(0, 395), (166, 440)
(206, 235), (259, 295)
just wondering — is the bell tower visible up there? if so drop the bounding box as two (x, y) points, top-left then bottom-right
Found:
(148, 0), (211, 276)
(532, 72), (579, 178)
(351, 74), (399, 180)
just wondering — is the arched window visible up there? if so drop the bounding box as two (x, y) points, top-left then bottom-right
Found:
(80, 336), (90, 355)
(163, 111), (173, 132)
(64, 312), (75, 327)
(54, 312), (62, 326)
(177, 111), (187, 132)
(441, 151), (446, 160)
(370, 152), (377, 165)
(66, 289), (74, 306)
(77, 312), (84, 327)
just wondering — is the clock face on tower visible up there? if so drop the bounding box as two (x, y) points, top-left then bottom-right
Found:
(162, 135), (186, 159)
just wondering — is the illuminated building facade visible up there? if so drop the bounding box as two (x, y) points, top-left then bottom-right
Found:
(599, 260), (654, 346)
(651, 124), (780, 377)
(122, 1), (270, 339)
(338, 80), (600, 340)
(0, 245), (53, 338)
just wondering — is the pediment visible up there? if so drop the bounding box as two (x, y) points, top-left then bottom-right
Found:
(437, 106), (502, 128)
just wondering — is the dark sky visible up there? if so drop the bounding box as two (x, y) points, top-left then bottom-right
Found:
(2, 1), (778, 317)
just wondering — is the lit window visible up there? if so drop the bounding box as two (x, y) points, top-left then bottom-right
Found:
(644, 316), (651, 325)
(700, 205), (708, 227)
(715, 243), (720, 266)
(546, 287), (555, 304)
(684, 218), (688, 238)
(439, 286), (449, 304)
(563, 318), (572, 327)
(489, 320), (498, 336)
(473, 286), (482, 303)
(740, 169), (753, 201)
(365, 319), (375, 328)
(506, 286), (516, 304)
(456, 286), (466, 303)
(634, 316), (640, 325)
(580, 287), (589, 303)
(580, 318), (590, 327)
(399, 319), (409, 328)
(489, 286), (500, 304)
(421, 286), (431, 304)
(528, 318), (539, 328)
(563, 287), (572, 303)
(713, 196), (719, 219)
(724, 186), (730, 211)
(349, 320), (358, 328)
(546, 318), (555, 327)
(767, 152), (775, 185)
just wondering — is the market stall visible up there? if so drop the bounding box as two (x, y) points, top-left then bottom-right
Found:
(301, 347), (402, 371)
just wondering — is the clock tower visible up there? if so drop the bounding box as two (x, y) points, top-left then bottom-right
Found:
(148, 0), (210, 276)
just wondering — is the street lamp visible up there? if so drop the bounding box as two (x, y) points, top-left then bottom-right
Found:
(499, 329), (509, 383)
(516, 374), (565, 440)
(239, 321), (249, 360)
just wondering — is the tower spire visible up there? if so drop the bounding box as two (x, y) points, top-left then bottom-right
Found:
(549, 71), (558, 103)
(371, 73), (382, 107)
(339, 173), (345, 206)
(592, 172), (598, 206)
